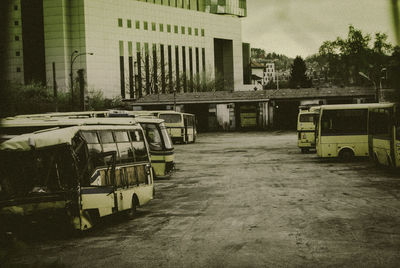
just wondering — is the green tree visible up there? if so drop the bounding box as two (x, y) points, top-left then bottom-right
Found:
(314, 25), (394, 87)
(289, 56), (311, 88)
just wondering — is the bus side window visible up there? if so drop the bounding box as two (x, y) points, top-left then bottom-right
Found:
(114, 131), (134, 163)
(99, 131), (118, 162)
(129, 130), (149, 162)
(81, 131), (102, 155)
(396, 127), (400, 140)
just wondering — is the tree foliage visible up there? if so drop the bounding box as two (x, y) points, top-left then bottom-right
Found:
(0, 82), (126, 118)
(308, 25), (396, 88)
(289, 56), (312, 88)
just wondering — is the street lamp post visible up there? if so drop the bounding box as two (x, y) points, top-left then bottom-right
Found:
(359, 72), (379, 102)
(70, 50), (94, 107)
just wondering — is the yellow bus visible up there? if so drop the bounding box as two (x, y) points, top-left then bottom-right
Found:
(133, 117), (174, 178)
(131, 111), (197, 144)
(316, 103), (389, 161)
(11, 111), (175, 178)
(0, 122), (154, 231)
(297, 106), (320, 153)
(369, 103), (400, 168)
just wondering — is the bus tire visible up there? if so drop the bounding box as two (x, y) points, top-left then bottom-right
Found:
(339, 149), (354, 162)
(373, 153), (380, 167)
(126, 195), (138, 220)
(387, 155), (394, 169)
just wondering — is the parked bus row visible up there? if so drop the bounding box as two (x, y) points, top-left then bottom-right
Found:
(0, 110), (196, 231)
(297, 102), (400, 168)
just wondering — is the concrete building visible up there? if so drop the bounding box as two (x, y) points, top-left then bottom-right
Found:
(2, 0), (250, 99)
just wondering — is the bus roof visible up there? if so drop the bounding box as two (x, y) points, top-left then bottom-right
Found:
(299, 110), (319, 115)
(15, 111), (110, 119)
(134, 117), (165, 124)
(0, 125), (141, 151)
(1, 117), (137, 128)
(319, 103), (394, 110)
(153, 111), (195, 116)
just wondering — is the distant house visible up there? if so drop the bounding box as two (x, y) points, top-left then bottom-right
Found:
(251, 62), (266, 87)
(265, 62), (276, 83)
(251, 61), (276, 88)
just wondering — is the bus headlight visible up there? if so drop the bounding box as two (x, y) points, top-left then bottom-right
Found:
(145, 164), (151, 175)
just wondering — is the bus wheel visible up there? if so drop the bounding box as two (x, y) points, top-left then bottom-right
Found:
(373, 154), (380, 166)
(339, 149), (354, 162)
(387, 155), (394, 169)
(126, 196), (137, 220)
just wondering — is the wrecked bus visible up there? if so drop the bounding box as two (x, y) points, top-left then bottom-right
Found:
(0, 124), (154, 231)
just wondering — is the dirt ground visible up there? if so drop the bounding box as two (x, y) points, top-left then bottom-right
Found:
(3, 132), (400, 267)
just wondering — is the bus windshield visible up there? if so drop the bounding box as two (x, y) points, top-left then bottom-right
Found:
(160, 123), (173, 149)
(159, 114), (181, 124)
(0, 145), (77, 200)
(299, 114), (315, 123)
(141, 123), (163, 151)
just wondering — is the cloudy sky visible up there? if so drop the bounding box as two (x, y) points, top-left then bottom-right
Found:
(242, 0), (396, 58)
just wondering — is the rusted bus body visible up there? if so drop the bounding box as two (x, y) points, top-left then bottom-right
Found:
(0, 124), (154, 231)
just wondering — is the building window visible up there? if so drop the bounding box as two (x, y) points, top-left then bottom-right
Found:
(15, 36), (19, 41)
(189, 47), (193, 92)
(202, 47), (206, 72)
(181, 26), (185, 34)
(127, 19), (132, 28)
(160, 44), (166, 93)
(16, 67), (21, 72)
(168, 45), (173, 93)
(119, 41), (125, 98)
(182, 46), (187, 92)
(144, 21), (148, 30)
(167, 24), (171, 33)
(14, 21), (19, 26)
(174, 25), (178, 34)
(136, 20), (140, 29)
(16, 51), (20, 56)
(144, 43), (150, 95)
(118, 18), (123, 27)
(175, 45), (180, 91)
(201, 28), (205, 37)
(159, 23), (164, 32)
(195, 28), (198, 36)
(152, 22), (156, 31)
(188, 27), (192, 35)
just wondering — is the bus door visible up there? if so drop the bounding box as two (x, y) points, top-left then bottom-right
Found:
(80, 147), (118, 217)
(80, 151), (118, 217)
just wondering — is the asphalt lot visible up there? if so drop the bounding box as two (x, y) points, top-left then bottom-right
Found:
(3, 132), (400, 267)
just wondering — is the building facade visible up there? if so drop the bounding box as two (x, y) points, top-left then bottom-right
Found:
(3, 0), (249, 99)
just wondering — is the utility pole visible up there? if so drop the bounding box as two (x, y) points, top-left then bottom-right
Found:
(70, 50), (94, 109)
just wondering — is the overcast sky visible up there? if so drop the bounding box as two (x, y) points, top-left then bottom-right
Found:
(242, 0), (396, 58)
